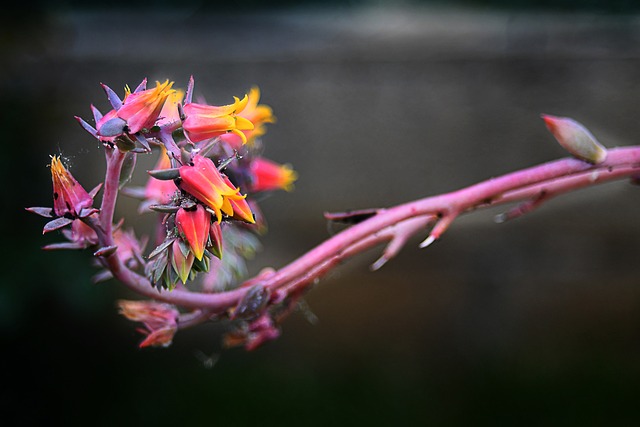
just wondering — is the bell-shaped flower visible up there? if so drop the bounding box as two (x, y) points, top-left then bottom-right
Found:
(249, 157), (297, 193)
(217, 87), (276, 149)
(117, 300), (179, 348)
(77, 79), (174, 152)
(117, 79), (176, 134)
(50, 155), (95, 218)
(178, 155), (253, 223)
(182, 95), (254, 144)
(175, 204), (211, 261)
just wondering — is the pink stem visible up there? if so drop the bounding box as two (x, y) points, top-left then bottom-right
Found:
(99, 147), (125, 241)
(98, 146), (640, 318)
(248, 147), (640, 291)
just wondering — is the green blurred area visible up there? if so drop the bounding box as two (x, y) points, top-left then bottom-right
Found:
(3, 1), (640, 425)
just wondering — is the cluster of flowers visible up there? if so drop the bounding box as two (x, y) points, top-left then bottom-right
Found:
(28, 77), (297, 347)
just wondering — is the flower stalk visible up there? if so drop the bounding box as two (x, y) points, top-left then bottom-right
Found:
(27, 75), (640, 352)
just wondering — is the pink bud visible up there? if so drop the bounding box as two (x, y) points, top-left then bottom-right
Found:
(542, 114), (607, 164)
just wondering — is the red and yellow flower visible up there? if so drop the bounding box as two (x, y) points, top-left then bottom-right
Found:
(117, 79), (176, 134)
(178, 155), (254, 224)
(249, 157), (297, 193)
(182, 95), (254, 144)
(218, 86), (276, 148)
(175, 204), (211, 261)
(50, 155), (94, 217)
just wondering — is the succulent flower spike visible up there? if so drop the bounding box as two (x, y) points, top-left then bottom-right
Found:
(182, 94), (254, 144)
(49, 155), (96, 218)
(177, 154), (253, 223)
(249, 157), (297, 193)
(542, 114), (608, 164)
(175, 205), (211, 261)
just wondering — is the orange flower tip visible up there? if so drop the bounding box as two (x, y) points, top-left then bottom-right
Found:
(205, 206), (223, 224)
(235, 116), (255, 131)
(230, 128), (248, 145)
(235, 94), (249, 112)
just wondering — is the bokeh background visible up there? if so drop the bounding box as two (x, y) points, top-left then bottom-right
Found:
(4, 0), (640, 425)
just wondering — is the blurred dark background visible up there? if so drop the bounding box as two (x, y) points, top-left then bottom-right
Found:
(4, 0), (640, 425)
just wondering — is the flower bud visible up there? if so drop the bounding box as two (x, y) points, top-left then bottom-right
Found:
(248, 157), (297, 193)
(542, 114), (607, 164)
(175, 205), (211, 261)
(49, 155), (94, 218)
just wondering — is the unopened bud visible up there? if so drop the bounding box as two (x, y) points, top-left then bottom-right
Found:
(542, 114), (607, 164)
